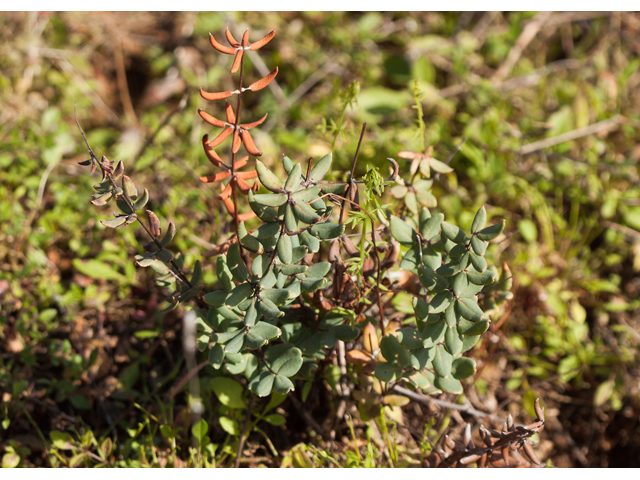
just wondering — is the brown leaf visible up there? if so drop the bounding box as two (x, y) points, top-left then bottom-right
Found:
(209, 33), (235, 54)
(200, 170), (231, 183)
(147, 210), (161, 238)
(522, 441), (541, 465)
(240, 130), (262, 156)
(208, 126), (233, 147)
(199, 88), (233, 101)
(202, 135), (224, 167)
(240, 113), (268, 130)
(250, 30), (275, 50)
(230, 50), (243, 73)
(198, 109), (226, 128)
(534, 397), (545, 421)
(248, 67), (278, 92)
(225, 27), (240, 47)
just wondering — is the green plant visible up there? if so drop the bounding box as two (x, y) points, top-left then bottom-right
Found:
(75, 25), (540, 467)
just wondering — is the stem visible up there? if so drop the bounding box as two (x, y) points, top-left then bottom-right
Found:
(338, 123), (366, 225)
(234, 394), (256, 468)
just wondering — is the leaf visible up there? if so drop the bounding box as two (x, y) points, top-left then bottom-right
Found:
(208, 344), (225, 369)
(216, 256), (235, 292)
(380, 334), (411, 367)
(251, 371), (276, 397)
(256, 297), (283, 319)
(273, 375), (295, 394)
(389, 215), (416, 246)
(457, 297), (484, 322)
(418, 265), (447, 292)
(284, 204), (297, 231)
(263, 413), (286, 426)
(255, 160), (283, 192)
(133, 188), (149, 211)
(161, 222), (176, 247)
(309, 222), (344, 240)
(270, 345), (303, 377)
(250, 321), (282, 341)
(277, 232), (293, 264)
(429, 158), (453, 174)
(441, 221), (467, 243)
(293, 201), (320, 224)
(457, 319), (490, 336)
(434, 375), (463, 394)
(471, 206), (487, 232)
(374, 363), (402, 383)
(593, 379), (615, 407)
(299, 230), (320, 252)
(260, 288), (293, 305)
(466, 269), (496, 285)
(470, 235), (488, 256)
(218, 417), (240, 436)
(433, 344), (453, 378)
(253, 192), (288, 207)
(211, 377), (246, 409)
(248, 190), (278, 222)
(284, 162), (302, 192)
(420, 212), (443, 239)
(309, 153), (332, 182)
(452, 357), (477, 380)
(226, 282), (253, 307)
(422, 320), (446, 347)
(204, 290), (228, 307)
(72, 259), (126, 281)
(476, 219), (506, 241)
(429, 291), (452, 314)
(227, 243), (250, 282)
(50, 431), (74, 450)
(100, 216), (128, 228)
(444, 326), (463, 355)
(469, 252), (487, 272)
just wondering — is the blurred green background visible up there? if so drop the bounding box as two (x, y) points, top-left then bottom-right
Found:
(1, 11), (640, 467)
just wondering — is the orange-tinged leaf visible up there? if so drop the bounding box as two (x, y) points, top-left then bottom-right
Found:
(346, 350), (373, 365)
(230, 50), (243, 73)
(208, 126), (233, 147)
(217, 182), (233, 200)
(225, 101), (236, 124)
(241, 29), (250, 47)
(234, 156), (249, 170)
(202, 135), (223, 167)
(236, 177), (253, 193)
(236, 170), (258, 179)
(248, 67), (278, 92)
(199, 88), (233, 101)
(198, 109), (226, 128)
(240, 130), (262, 156)
(250, 30), (275, 50)
(241, 113), (268, 130)
(209, 33), (235, 54)
(225, 27), (239, 47)
(232, 130), (242, 153)
(200, 170), (231, 183)
(362, 323), (379, 354)
(238, 211), (256, 221)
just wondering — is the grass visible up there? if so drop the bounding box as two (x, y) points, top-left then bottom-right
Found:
(2, 11), (640, 467)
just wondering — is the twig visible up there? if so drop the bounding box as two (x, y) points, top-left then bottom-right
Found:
(491, 11), (553, 84)
(519, 115), (624, 155)
(167, 360), (209, 401)
(234, 394), (257, 468)
(114, 39), (137, 126)
(392, 385), (504, 424)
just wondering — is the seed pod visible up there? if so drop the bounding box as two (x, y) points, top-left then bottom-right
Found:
(534, 398), (545, 421)
(240, 130), (262, 156)
(522, 441), (541, 465)
(209, 32), (235, 55)
(147, 211), (162, 238)
(200, 89), (233, 101)
(328, 239), (341, 263)
(249, 30), (275, 50)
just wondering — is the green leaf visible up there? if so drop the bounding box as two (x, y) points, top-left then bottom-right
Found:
(471, 206), (487, 232)
(451, 357), (477, 380)
(422, 320), (446, 347)
(227, 243), (250, 282)
(72, 259), (126, 281)
(374, 363), (402, 383)
(434, 375), (463, 394)
(225, 330), (246, 354)
(380, 334), (411, 367)
(239, 222), (264, 253)
(456, 297), (484, 322)
(226, 282), (253, 307)
(219, 417), (240, 436)
(518, 219), (538, 243)
(284, 162), (302, 191)
(469, 252), (487, 272)
(260, 288), (293, 305)
(250, 321), (281, 341)
(263, 413), (286, 426)
(476, 219), (506, 241)
(429, 291), (452, 314)
(211, 377), (246, 409)
(420, 212), (443, 239)
(100, 215), (128, 228)
(204, 290), (228, 306)
(284, 204), (297, 231)
(299, 231), (320, 253)
(249, 190), (278, 222)
(277, 233), (293, 264)
(191, 260), (202, 285)
(332, 325), (359, 342)
(444, 325), (463, 355)
(466, 269), (496, 285)
(253, 192), (288, 207)
(255, 159), (283, 192)
(470, 235), (488, 256)
(133, 188), (149, 211)
(208, 344), (225, 369)
(251, 371), (276, 397)
(418, 265), (447, 292)
(270, 345), (303, 377)
(389, 215), (416, 246)
(50, 431), (74, 450)
(441, 221), (467, 244)
(309, 222), (344, 240)
(256, 297), (283, 319)
(457, 319), (490, 336)
(273, 375), (295, 394)
(429, 158), (453, 174)
(309, 152), (332, 182)
(160, 222), (176, 247)
(293, 201), (320, 224)
(279, 264), (308, 275)
(433, 344), (452, 378)
(121, 175), (138, 203)
(398, 328), (424, 349)
(305, 262), (331, 278)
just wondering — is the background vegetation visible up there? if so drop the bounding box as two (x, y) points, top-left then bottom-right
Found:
(1, 11), (640, 467)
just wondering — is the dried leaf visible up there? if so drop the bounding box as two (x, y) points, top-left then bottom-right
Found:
(147, 210), (161, 238)
(198, 109), (226, 128)
(209, 32), (235, 54)
(250, 30), (275, 50)
(240, 130), (262, 156)
(248, 67), (278, 92)
(199, 88), (233, 101)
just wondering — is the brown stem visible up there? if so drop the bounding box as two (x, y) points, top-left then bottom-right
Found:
(339, 122), (367, 225)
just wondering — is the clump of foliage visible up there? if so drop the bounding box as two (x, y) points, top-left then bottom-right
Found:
(75, 25), (541, 467)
